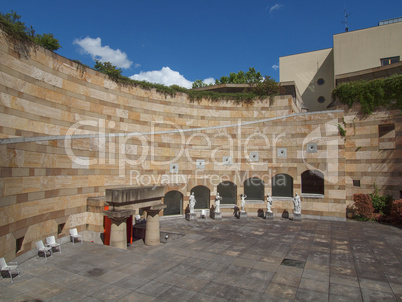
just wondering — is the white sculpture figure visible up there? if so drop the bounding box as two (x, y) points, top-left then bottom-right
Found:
(215, 192), (222, 213)
(189, 192), (196, 214)
(293, 193), (301, 214)
(266, 194), (273, 213)
(240, 194), (247, 211)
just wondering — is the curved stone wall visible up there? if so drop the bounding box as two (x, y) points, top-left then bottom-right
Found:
(0, 31), (347, 259)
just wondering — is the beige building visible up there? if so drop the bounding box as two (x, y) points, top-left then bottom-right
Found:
(280, 18), (402, 111)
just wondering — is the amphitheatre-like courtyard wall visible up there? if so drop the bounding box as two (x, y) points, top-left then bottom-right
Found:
(4, 29), (399, 260)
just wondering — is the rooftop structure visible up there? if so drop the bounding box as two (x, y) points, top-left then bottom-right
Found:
(280, 19), (402, 111)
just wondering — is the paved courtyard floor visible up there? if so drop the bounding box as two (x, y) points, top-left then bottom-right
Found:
(1, 217), (402, 301)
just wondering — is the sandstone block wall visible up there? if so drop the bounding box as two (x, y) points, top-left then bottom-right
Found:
(0, 29), (355, 260)
(339, 103), (402, 206)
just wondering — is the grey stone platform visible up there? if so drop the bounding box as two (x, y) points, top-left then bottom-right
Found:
(1, 218), (402, 301)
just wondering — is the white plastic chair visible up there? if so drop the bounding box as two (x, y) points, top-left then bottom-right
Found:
(35, 240), (52, 259)
(46, 236), (61, 254)
(0, 258), (20, 282)
(69, 228), (82, 245)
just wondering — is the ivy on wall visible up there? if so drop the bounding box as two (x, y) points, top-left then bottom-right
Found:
(332, 75), (402, 114)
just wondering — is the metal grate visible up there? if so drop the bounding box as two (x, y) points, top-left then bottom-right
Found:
(281, 258), (306, 269)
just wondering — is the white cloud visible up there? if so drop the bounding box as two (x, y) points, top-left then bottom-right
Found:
(272, 64), (279, 71)
(74, 37), (133, 69)
(130, 67), (193, 88)
(203, 77), (215, 85)
(269, 4), (284, 15)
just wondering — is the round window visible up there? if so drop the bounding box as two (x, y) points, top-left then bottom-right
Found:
(317, 96), (325, 103)
(317, 78), (325, 85)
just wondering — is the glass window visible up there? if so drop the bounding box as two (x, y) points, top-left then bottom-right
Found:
(317, 78), (325, 85)
(301, 170), (324, 195)
(272, 174), (293, 197)
(380, 56), (400, 66)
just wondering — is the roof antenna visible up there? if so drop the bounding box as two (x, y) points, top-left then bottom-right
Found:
(342, 9), (352, 32)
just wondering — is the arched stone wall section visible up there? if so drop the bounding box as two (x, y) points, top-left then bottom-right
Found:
(163, 191), (183, 215)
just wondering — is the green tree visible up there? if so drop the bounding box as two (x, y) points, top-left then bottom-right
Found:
(215, 67), (264, 85)
(94, 60), (122, 79)
(0, 10), (61, 52)
(252, 75), (281, 96)
(34, 33), (61, 52)
(217, 76), (229, 84)
(246, 67), (263, 83)
(192, 79), (207, 89)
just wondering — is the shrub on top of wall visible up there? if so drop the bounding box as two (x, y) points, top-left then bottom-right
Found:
(332, 74), (402, 114)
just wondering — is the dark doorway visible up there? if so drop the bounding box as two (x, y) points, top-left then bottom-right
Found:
(192, 185), (210, 209)
(244, 177), (265, 200)
(217, 181), (237, 204)
(272, 174), (293, 197)
(163, 191), (183, 215)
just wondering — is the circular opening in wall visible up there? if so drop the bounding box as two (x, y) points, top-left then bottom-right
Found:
(317, 96), (325, 103)
(280, 150), (285, 154)
(317, 78), (325, 85)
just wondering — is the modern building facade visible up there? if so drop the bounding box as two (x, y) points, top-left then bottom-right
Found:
(280, 18), (402, 111)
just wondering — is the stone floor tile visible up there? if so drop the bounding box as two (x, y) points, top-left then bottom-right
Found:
(360, 288), (398, 302)
(136, 280), (172, 297)
(189, 267), (220, 281)
(271, 272), (301, 287)
(156, 286), (197, 302)
(264, 282), (298, 300)
(253, 261), (280, 272)
(295, 288), (329, 302)
(299, 277), (329, 293)
(119, 291), (155, 302)
(175, 276), (209, 292)
(114, 275), (149, 290)
(359, 278), (393, 293)
(330, 282), (363, 300)
(237, 269), (273, 293)
(9, 277), (65, 300)
(233, 257), (257, 268)
(188, 292), (228, 302)
(302, 268), (329, 282)
(91, 284), (133, 301)
(329, 293), (362, 302)
(45, 289), (90, 302)
(154, 271), (186, 285)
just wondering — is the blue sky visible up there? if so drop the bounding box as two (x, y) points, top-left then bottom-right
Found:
(1, 0), (401, 88)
